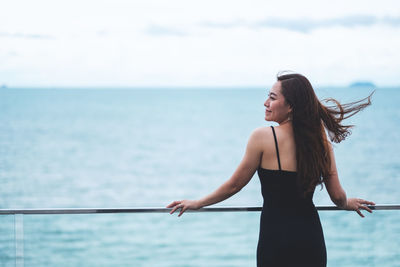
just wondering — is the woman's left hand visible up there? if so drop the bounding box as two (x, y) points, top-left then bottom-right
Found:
(166, 200), (201, 217)
(345, 198), (375, 218)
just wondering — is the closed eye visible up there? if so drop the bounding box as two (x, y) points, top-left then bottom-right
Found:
(268, 92), (277, 100)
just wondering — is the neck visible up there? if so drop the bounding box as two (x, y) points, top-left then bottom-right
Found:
(279, 118), (291, 126)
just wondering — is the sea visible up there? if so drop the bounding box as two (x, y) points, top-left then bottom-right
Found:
(0, 86), (399, 266)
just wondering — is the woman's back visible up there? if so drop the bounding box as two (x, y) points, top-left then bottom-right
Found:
(259, 123), (297, 172)
(257, 125), (327, 266)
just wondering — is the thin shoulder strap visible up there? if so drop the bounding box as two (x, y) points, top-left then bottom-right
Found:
(270, 126), (282, 171)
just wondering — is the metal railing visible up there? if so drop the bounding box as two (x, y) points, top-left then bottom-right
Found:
(1, 205), (399, 267)
(1, 204), (399, 215)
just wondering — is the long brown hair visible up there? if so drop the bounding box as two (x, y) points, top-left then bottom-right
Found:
(277, 72), (373, 196)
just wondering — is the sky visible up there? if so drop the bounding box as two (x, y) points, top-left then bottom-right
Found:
(1, 0), (400, 87)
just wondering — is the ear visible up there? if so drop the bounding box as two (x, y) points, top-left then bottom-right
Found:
(284, 99), (292, 112)
(287, 110), (293, 121)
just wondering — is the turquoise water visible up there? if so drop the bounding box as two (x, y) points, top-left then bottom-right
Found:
(0, 87), (399, 266)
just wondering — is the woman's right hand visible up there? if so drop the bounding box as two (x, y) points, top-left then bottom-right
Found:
(344, 198), (375, 217)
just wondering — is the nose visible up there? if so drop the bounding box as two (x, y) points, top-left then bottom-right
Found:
(264, 99), (269, 107)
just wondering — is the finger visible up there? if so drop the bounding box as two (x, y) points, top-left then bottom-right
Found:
(169, 206), (176, 214)
(166, 201), (175, 208)
(361, 200), (375, 205)
(359, 199), (375, 205)
(360, 205), (373, 213)
(356, 209), (365, 218)
(170, 205), (180, 215)
(166, 201), (180, 208)
(178, 206), (187, 217)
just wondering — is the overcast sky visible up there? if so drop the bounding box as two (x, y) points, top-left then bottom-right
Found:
(1, 0), (400, 87)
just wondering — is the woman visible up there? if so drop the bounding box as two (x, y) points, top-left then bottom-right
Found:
(167, 72), (375, 266)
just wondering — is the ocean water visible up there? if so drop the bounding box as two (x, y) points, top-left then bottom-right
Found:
(0, 87), (399, 266)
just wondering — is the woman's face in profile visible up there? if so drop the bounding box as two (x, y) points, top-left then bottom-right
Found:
(264, 81), (292, 124)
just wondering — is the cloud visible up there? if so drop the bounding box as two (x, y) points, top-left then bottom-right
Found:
(256, 15), (376, 33)
(200, 19), (247, 29)
(202, 15), (400, 33)
(144, 25), (187, 37)
(0, 32), (55, 40)
(8, 51), (18, 57)
(381, 16), (400, 26)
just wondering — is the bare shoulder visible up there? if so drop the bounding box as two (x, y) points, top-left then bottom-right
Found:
(273, 124), (294, 140)
(248, 127), (272, 145)
(251, 126), (272, 137)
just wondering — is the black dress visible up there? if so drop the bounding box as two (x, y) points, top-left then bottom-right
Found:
(257, 126), (327, 267)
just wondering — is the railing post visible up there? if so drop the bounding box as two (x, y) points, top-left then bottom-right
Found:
(15, 214), (24, 267)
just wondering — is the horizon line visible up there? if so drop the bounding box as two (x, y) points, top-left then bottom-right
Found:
(1, 84), (395, 90)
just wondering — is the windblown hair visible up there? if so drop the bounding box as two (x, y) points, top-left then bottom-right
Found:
(277, 72), (373, 196)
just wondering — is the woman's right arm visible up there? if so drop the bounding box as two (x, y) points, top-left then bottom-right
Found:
(324, 143), (375, 217)
(166, 128), (265, 217)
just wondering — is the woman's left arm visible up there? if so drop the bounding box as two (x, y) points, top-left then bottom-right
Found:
(167, 128), (264, 216)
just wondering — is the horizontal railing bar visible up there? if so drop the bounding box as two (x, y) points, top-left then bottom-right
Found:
(0, 205), (399, 215)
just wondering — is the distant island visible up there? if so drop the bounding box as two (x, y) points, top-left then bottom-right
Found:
(349, 81), (376, 88)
